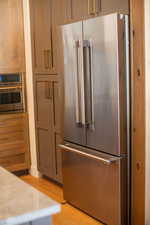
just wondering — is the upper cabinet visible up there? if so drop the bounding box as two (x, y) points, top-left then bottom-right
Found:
(101, 0), (129, 15)
(52, 0), (70, 25)
(69, 0), (129, 22)
(69, 0), (91, 21)
(30, 0), (129, 75)
(0, 0), (25, 73)
(30, 0), (56, 75)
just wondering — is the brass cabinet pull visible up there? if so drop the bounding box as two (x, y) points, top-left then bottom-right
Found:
(94, 0), (101, 14)
(88, 0), (101, 15)
(48, 49), (52, 69)
(45, 82), (53, 100)
(44, 49), (49, 69)
(44, 49), (52, 69)
(88, 0), (95, 15)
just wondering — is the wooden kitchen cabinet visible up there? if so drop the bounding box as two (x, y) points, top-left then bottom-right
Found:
(35, 79), (55, 178)
(69, 0), (91, 21)
(35, 77), (62, 182)
(52, 0), (70, 25)
(36, 80), (54, 129)
(37, 128), (55, 178)
(0, 0), (25, 73)
(0, 113), (30, 172)
(55, 133), (63, 183)
(70, 0), (129, 22)
(101, 0), (129, 15)
(30, 0), (56, 74)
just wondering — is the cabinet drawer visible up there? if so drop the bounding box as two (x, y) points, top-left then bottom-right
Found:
(0, 117), (24, 130)
(101, 0), (129, 15)
(0, 113), (30, 171)
(0, 154), (25, 168)
(0, 131), (24, 143)
(62, 144), (127, 225)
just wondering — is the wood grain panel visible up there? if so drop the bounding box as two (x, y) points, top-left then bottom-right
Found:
(145, 0), (150, 223)
(130, 0), (145, 224)
(0, 0), (25, 72)
(0, 154), (25, 167)
(0, 113), (30, 171)
(30, 0), (57, 74)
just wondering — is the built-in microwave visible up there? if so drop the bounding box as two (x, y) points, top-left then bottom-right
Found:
(0, 86), (25, 113)
(0, 73), (22, 86)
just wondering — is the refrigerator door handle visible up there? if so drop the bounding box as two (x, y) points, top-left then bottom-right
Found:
(83, 40), (95, 130)
(74, 40), (81, 126)
(74, 40), (86, 127)
(59, 144), (123, 165)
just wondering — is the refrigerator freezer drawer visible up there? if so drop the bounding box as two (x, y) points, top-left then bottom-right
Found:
(61, 144), (127, 225)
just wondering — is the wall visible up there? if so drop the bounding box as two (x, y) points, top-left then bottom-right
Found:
(22, 0), (39, 177)
(145, 0), (150, 224)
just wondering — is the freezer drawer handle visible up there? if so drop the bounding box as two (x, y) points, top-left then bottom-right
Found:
(59, 144), (122, 165)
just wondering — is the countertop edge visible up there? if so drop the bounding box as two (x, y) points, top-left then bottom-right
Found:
(0, 204), (61, 225)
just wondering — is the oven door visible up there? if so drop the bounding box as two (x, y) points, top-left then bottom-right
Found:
(0, 87), (24, 113)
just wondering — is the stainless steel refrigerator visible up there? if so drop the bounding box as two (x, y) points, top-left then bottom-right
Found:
(60, 13), (130, 225)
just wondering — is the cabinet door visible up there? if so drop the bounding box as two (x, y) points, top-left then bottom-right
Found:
(70, 0), (102, 21)
(70, 0), (129, 22)
(0, 113), (30, 171)
(31, 0), (56, 74)
(70, 0), (90, 21)
(37, 128), (55, 178)
(36, 80), (54, 129)
(52, 0), (70, 25)
(101, 0), (129, 15)
(36, 80), (55, 178)
(0, 0), (25, 73)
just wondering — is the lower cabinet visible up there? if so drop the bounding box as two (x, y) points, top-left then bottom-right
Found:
(37, 128), (55, 178)
(0, 113), (30, 171)
(35, 76), (63, 183)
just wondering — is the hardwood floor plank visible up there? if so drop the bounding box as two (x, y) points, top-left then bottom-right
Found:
(21, 175), (103, 225)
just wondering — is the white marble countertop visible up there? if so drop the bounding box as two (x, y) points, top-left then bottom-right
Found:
(0, 167), (61, 225)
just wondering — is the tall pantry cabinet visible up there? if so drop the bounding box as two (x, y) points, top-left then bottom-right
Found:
(29, 0), (129, 184)
(30, 0), (65, 183)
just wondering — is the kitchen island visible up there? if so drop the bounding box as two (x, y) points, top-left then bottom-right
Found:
(0, 167), (61, 225)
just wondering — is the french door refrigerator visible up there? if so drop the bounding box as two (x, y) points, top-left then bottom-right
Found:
(60, 13), (130, 225)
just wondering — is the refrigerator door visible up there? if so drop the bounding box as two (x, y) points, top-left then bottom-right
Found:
(62, 22), (86, 145)
(83, 14), (128, 156)
(60, 143), (127, 225)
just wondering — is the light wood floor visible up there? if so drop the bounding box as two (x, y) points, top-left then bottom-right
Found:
(21, 175), (103, 225)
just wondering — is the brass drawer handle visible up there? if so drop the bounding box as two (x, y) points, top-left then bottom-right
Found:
(44, 49), (52, 69)
(94, 0), (101, 14)
(45, 82), (53, 100)
(88, 0), (95, 15)
(88, 0), (101, 15)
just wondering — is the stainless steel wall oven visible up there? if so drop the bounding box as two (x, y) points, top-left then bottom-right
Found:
(0, 73), (25, 113)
